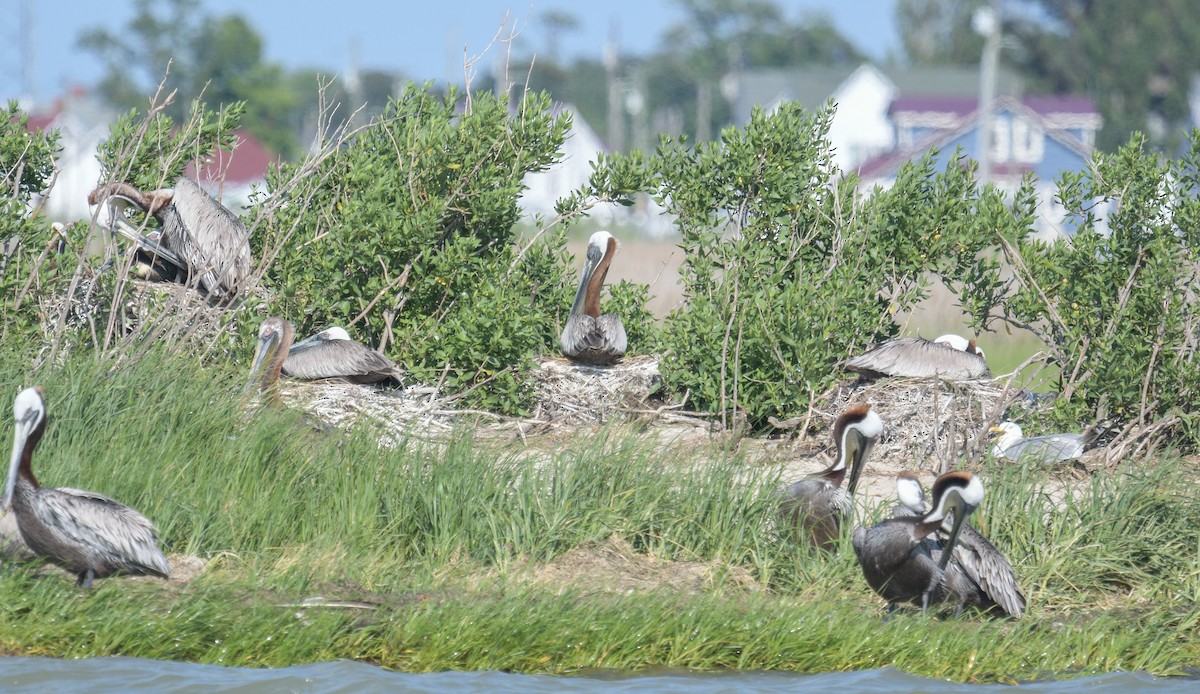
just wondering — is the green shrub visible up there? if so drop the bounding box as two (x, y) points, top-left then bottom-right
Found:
(258, 85), (659, 413)
(0, 102), (62, 344)
(643, 102), (1016, 429)
(997, 132), (1200, 442)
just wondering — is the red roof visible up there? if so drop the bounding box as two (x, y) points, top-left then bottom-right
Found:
(186, 129), (277, 186)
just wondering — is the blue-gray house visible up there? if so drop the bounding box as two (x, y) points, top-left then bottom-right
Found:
(858, 95), (1102, 240)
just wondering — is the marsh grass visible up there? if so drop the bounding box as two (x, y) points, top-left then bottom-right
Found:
(0, 351), (1197, 680)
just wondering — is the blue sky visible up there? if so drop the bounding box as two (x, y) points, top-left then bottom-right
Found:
(6, 0), (901, 104)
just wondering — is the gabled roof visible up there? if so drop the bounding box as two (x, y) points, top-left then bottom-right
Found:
(732, 63), (1023, 124)
(858, 97), (1095, 179)
(186, 129), (277, 186)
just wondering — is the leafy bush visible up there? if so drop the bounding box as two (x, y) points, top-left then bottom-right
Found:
(995, 132), (1200, 444)
(639, 103), (1015, 429)
(0, 102), (62, 344)
(257, 84), (660, 414)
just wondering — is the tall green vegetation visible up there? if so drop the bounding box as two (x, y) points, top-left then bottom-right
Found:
(0, 102), (61, 345)
(0, 351), (1196, 679)
(616, 102), (1019, 430)
(995, 133), (1200, 443)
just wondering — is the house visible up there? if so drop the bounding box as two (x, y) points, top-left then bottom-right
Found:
(730, 64), (1023, 172)
(858, 96), (1102, 240)
(185, 129), (277, 212)
(519, 103), (673, 237)
(23, 87), (114, 223)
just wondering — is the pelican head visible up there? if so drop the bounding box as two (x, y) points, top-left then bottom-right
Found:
(317, 327), (352, 342)
(246, 317), (295, 394)
(895, 470), (925, 514)
(570, 231), (618, 319)
(934, 333), (986, 360)
(832, 404), (884, 496)
(923, 471), (985, 570)
(5, 386), (46, 511)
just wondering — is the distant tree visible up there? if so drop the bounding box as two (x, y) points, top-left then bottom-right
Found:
(539, 10), (581, 63)
(1007, 0), (1200, 151)
(79, 0), (299, 158)
(650, 0), (862, 141)
(895, 0), (988, 65)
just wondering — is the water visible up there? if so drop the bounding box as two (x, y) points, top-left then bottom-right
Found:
(0, 658), (1194, 693)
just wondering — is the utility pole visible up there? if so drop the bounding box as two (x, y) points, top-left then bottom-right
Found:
(973, 1), (1001, 184)
(604, 19), (624, 151)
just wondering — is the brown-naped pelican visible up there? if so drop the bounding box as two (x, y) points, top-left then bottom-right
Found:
(843, 336), (990, 381)
(990, 421), (1088, 464)
(933, 334), (987, 360)
(247, 317), (403, 393)
(561, 230), (627, 365)
(893, 471), (1025, 618)
(3, 387), (170, 588)
(780, 404), (884, 550)
(852, 471), (984, 615)
(87, 176), (251, 298)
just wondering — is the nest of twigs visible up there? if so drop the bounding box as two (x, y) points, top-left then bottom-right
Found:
(776, 375), (1033, 474)
(528, 355), (665, 425)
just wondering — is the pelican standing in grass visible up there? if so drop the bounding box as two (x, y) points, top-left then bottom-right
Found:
(893, 471), (1025, 618)
(852, 471), (984, 615)
(990, 421), (1090, 464)
(3, 387), (169, 588)
(88, 176), (251, 298)
(780, 404), (884, 550)
(843, 335), (989, 381)
(561, 230), (627, 365)
(247, 316), (403, 394)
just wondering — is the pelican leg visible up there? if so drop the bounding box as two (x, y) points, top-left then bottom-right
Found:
(77, 568), (95, 589)
(920, 590), (931, 612)
(883, 602), (898, 623)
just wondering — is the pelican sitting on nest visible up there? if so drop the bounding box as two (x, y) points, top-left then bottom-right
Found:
(561, 230), (627, 365)
(990, 421), (1091, 464)
(4, 387), (170, 588)
(88, 176), (251, 298)
(852, 471), (984, 615)
(247, 317), (403, 393)
(780, 404), (884, 550)
(843, 335), (989, 381)
(893, 471), (1025, 618)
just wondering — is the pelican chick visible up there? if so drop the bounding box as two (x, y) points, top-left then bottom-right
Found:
(88, 177), (251, 298)
(852, 471), (984, 615)
(561, 230), (627, 365)
(894, 472), (1025, 618)
(843, 336), (989, 381)
(3, 387), (169, 588)
(780, 404), (884, 550)
(247, 317), (403, 394)
(990, 421), (1089, 464)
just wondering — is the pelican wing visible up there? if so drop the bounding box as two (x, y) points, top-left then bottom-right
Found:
(284, 339), (402, 384)
(1000, 433), (1085, 463)
(561, 313), (627, 365)
(843, 337), (990, 381)
(28, 488), (169, 577)
(164, 178), (251, 297)
(941, 525), (1026, 618)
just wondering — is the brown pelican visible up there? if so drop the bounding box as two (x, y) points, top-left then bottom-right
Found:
(780, 404), (884, 550)
(852, 471), (984, 615)
(933, 333), (987, 360)
(893, 471), (1025, 618)
(87, 176), (251, 298)
(3, 387), (170, 588)
(561, 230), (627, 365)
(247, 317), (403, 393)
(843, 336), (989, 381)
(990, 421), (1088, 464)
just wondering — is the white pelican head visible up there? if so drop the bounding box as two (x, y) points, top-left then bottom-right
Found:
(5, 387), (47, 510)
(934, 334), (986, 360)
